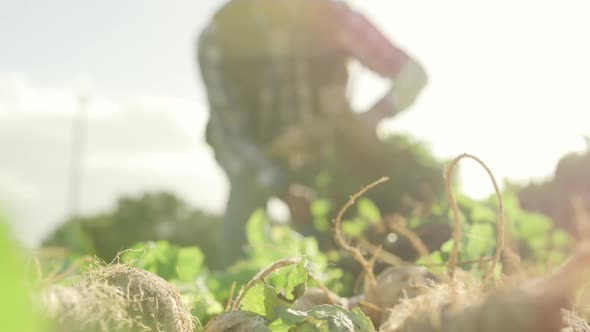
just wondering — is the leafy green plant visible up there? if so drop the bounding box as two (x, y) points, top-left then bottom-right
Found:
(416, 189), (571, 275)
(43, 192), (221, 267)
(240, 209), (351, 295)
(0, 214), (45, 331)
(227, 258), (375, 332)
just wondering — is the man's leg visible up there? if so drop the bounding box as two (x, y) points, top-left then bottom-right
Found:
(217, 176), (268, 269)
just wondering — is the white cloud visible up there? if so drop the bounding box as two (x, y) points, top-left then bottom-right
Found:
(0, 76), (227, 246)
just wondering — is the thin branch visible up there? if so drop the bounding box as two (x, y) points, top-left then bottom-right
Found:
(444, 156), (463, 278)
(225, 282), (237, 312)
(387, 215), (432, 264)
(421, 256), (492, 267)
(360, 300), (383, 313)
(308, 272), (337, 305)
(333, 177), (389, 288)
(358, 238), (404, 266)
(443, 153), (505, 287)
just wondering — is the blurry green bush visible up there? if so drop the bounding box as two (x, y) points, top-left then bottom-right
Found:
(43, 192), (221, 267)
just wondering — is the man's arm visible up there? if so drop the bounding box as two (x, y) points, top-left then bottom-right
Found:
(332, 2), (429, 115)
(198, 25), (288, 195)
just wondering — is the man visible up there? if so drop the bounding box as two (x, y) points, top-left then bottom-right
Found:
(198, 0), (429, 268)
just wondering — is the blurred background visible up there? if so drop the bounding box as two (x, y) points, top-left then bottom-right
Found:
(1, 0), (589, 248)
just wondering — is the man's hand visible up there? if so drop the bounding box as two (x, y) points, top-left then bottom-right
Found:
(359, 91), (398, 130)
(285, 184), (316, 225)
(391, 58), (428, 112)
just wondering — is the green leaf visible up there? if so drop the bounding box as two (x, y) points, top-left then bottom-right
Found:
(342, 218), (369, 238)
(176, 246), (204, 281)
(270, 309), (309, 331)
(349, 307), (376, 332)
(285, 259), (308, 301)
(430, 251), (444, 265)
(357, 198), (381, 224)
(297, 305), (365, 332)
(440, 238), (454, 254)
(313, 217), (331, 233)
(246, 209), (268, 247)
(122, 241), (178, 279)
(241, 281), (291, 320)
(311, 199), (332, 219)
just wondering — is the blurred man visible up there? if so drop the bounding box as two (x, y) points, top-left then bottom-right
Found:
(197, 0), (429, 268)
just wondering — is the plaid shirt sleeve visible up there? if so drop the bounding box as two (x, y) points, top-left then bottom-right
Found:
(332, 2), (410, 78)
(198, 25), (288, 194)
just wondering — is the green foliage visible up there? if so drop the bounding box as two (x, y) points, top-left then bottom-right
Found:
(0, 214), (44, 331)
(121, 240), (223, 324)
(241, 281), (290, 320)
(240, 209), (348, 295)
(285, 259), (308, 301)
(415, 187), (572, 275)
(237, 258), (374, 332)
(23, 183), (577, 330)
(28, 141), (581, 329)
(241, 259), (308, 320)
(269, 306), (374, 332)
(112, 210), (350, 326)
(491, 190), (571, 265)
(356, 198), (381, 224)
(121, 241), (205, 281)
(310, 199), (332, 233)
(340, 198), (382, 239)
(43, 192), (221, 267)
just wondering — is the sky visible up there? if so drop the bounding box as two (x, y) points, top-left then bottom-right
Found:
(1, 0), (589, 246)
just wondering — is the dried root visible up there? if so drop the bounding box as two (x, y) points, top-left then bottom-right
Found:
(41, 264), (195, 332)
(333, 176), (390, 290)
(443, 153), (505, 287)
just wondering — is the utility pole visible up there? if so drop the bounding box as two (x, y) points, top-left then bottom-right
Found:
(66, 91), (90, 219)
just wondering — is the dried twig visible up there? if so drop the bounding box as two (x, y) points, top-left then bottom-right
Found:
(422, 256), (493, 268)
(387, 215), (432, 264)
(225, 282), (237, 312)
(443, 153), (505, 288)
(333, 177), (389, 288)
(358, 238), (404, 266)
(308, 272), (337, 305)
(444, 157), (462, 279)
(360, 300), (384, 314)
(367, 245), (383, 270)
